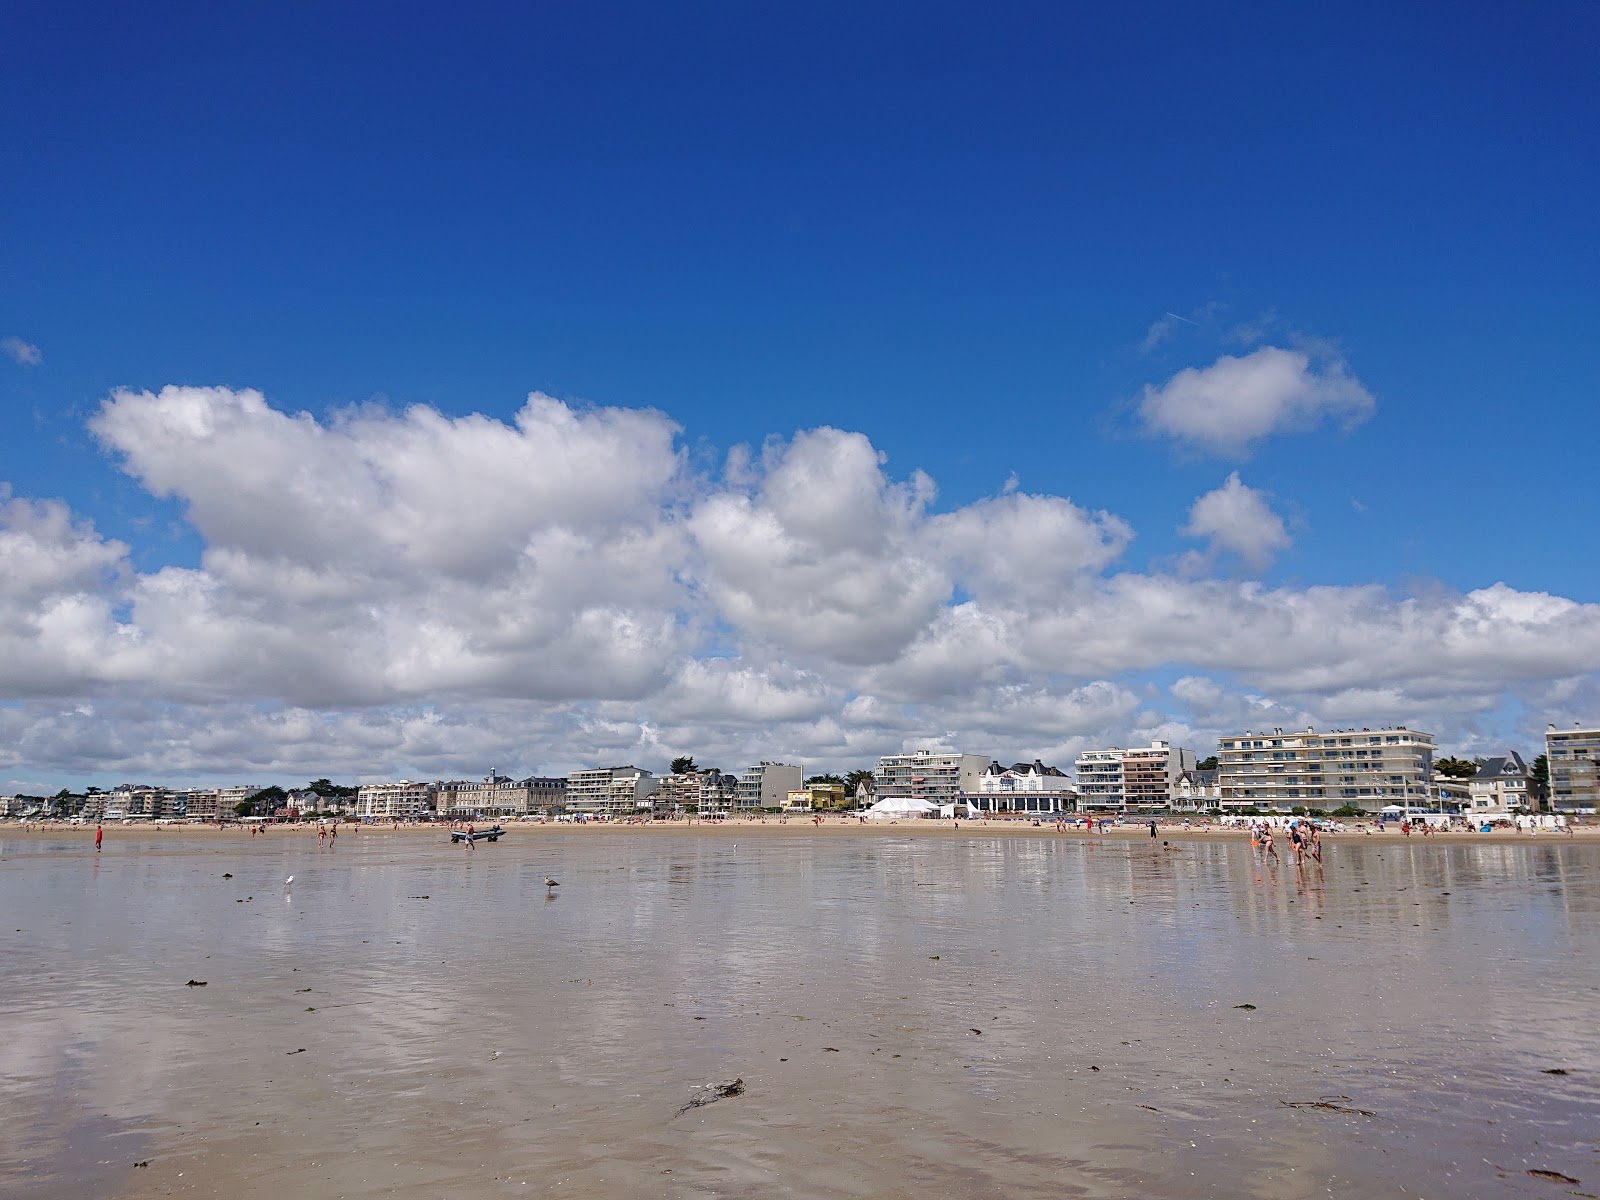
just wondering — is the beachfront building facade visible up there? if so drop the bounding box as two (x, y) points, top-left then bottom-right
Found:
(653, 770), (738, 814)
(782, 781), (849, 812)
(1467, 752), (1534, 815)
(566, 767), (657, 817)
(1173, 767), (1220, 809)
(179, 788), (219, 821)
(1216, 726), (1436, 813)
(358, 780), (436, 821)
(975, 760), (1076, 814)
(875, 750), (992, 807)
(1074, 750), (1124, 809)
(1123, 741), (1197, 809)
(1546, 724), (1600, 813)
(735, 762), (804, 812)
(1073, 741), (1195, 811)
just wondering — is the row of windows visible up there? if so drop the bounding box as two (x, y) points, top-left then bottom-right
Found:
(1221, 735), (1422, 750)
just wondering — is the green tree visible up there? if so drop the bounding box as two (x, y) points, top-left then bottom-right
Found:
(1196, 756), (1219, 771)
(670, 757), (698, 775)
(252, 786), (288, 815)
(844, 769), (875, 797)
(307, 778), (357, 798)
(806, 773), (844, 786)
(234, 800), (256, 818)
(1434, 756), (1478, 779)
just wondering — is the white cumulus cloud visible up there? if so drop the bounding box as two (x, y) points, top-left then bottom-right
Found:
(1, 384), (1596, 790)
(1139, 346), (1375, 455)
(1182, 472), (1291, 570)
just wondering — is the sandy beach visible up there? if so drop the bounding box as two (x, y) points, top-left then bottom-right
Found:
(10, 815), (1594, 847)
(4, 827), (1597, 1199)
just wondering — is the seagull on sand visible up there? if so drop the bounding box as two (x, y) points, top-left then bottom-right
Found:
(544, 876), (559, 889)
(284, 875), (294, 886)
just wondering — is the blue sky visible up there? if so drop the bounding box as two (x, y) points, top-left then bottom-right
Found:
(2, 2), (1598, 793)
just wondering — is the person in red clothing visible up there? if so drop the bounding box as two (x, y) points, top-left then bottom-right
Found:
(95, 824), (103, 852)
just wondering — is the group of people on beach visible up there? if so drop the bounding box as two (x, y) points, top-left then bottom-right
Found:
(1251, 818), (1322, 866)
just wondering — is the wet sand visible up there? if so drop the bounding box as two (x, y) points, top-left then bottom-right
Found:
(3, 829), (1597, 1199)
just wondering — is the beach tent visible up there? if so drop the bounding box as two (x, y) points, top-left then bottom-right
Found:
(865, 797), (940, 820)
(938, 801), (981, 819)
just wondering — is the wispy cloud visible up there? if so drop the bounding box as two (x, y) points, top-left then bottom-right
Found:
(2, 337), (43, 366)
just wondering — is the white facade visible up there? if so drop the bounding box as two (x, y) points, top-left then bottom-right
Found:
(1217, 726), (1435, 812)
(735, 762), (803, 811)
(976, 761), (1076, 813)
(1072, 742), (1195, 811)
(357, 781), (435, 820)
(1074, 750), (1124, 809)
(566, 767), (658, 816)
(875, 750), (992, 806)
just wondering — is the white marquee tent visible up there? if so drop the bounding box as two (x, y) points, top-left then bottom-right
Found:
(864, 797), (940, 820)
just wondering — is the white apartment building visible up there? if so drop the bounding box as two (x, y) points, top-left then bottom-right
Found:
(875, 750), (992, 806)
(1073, 741), (1195, 811)
(1546, 723), (1599, 813)
(357, 781), (435, 820)
(1074, 750), (1124, 809)
(1467, 752), (1533, 814)
(976, 760), (1076, 814)
(735, 762), (804, 811)
(437, 774), (566, 818)
(566, 766), (658, 817)
(1217, 726), (1435, 812)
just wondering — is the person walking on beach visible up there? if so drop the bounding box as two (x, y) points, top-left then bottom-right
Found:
(1260, 826), (1278, 862)
(1309, 823), (1324, 864)
(329, 823), (337, 847)
(95, 823), (103, 853)
(318, 822), (327, 847)
(1149, 820), (1158, 839)
(465, 821), (475, 852)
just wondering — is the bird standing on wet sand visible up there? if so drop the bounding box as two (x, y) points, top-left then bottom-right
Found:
(544, 876), (559, 889)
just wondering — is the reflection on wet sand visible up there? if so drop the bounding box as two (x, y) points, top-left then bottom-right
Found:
(2, 831), (1597, 1199)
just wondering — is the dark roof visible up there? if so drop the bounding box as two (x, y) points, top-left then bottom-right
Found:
(1472, 751), (1528, 780)
(987, 760), (1067, 776)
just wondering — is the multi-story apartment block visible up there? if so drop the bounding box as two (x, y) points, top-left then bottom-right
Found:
(1122, 741), (1196, 809)
(654, 770), (738, 813)
(975, 760), (1076, 814)
(875, 750), (992, 806)
(735, 762), (804, 811)
(219, 786), (257, 813)
(357, 780), (436, 821)
(1467, 752), (1533, 814)
(1074, 750), (1124, 810)
(1217, 726), (1435, 812)
(566, 767), (657, 817)
(1545, 723), (1600, 813)
(1073, 741), (1194, 811)
(180, 789), (222, 822)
